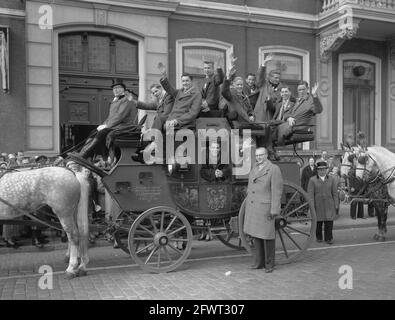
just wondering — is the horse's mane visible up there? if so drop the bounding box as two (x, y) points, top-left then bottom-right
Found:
(368, 146), (395, 171)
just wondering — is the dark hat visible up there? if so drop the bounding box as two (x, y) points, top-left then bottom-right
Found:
(111, 78), (126, 90)
(316, 161), (328, 169)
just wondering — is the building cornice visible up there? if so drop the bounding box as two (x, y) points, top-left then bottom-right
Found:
(0, 8), (26, 17)
(25, 0), (395, 33)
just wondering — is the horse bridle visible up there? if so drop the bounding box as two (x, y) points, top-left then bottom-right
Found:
(357, 152), (395, 185)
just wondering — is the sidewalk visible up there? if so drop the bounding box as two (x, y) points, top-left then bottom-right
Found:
(1, 203), (394, 254)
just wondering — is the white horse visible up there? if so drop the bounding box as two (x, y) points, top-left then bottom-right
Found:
(355, 146), (395, 241)
(0, 164), (91, 278)
(355, 146), (395, 199)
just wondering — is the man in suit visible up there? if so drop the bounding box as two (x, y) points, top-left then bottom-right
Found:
(76, 79), (138, 160)
(221, 67), (255, 129)
(131, 83), (174, 132)
(128, 83), (174, 163)
(301, 157), (317, 192)
(308, 160), (339, 244)
(243, 73), (259, 107)
(158, 63), (202, 131)
(275, 80), (323, 146)
(201, 61), (224, 112)
(243, 147), (283, 273)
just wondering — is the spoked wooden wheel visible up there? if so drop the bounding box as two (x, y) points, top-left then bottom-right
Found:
(238, 181), (316, 265)
(216, 217), (245, 250)
(128, 206), (193, 273)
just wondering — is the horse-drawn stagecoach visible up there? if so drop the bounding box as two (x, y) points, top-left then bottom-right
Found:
(0, 115), (317, 275)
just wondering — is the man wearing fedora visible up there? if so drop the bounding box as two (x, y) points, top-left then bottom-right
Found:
(308, 160), (339, 244)
(76, 78), (138, 160)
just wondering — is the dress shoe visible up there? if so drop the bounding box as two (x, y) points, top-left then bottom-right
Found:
(131, 153), (145, 164)
(265, 267), (274, 273)
(316, 239), (323, 243)
(326, 240), (333, 245)
(249, 264), (264, 269)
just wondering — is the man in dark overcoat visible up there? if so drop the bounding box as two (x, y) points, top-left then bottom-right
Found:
(77, 78), (138, 159)
(301, 157), (317, 192)
(201, 61), (224, 112)
(243, 147), (283, 272)
(221, 72), (255, 128)
(308, 161), (339, 244)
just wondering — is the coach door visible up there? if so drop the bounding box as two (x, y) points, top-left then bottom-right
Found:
(59, 32), (139, 152)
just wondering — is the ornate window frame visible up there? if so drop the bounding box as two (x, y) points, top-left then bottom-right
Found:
(175, 38), (234, 88)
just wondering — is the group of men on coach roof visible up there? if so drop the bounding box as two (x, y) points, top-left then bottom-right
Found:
(72, 53), (323, 165)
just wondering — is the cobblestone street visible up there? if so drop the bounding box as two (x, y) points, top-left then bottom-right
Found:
(0, 224), (394, 300)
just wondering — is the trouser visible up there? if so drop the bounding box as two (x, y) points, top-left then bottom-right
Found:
(368, 203), (375, 217)
(274, 122), (293, 146)
(253, 237), (275, 269)
(80, 128), (112, 159)
(316, 221), (333, 241)
(350, 201), (364, 219)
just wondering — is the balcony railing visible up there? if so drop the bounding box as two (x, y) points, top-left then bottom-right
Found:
(322, 0), (395, 13)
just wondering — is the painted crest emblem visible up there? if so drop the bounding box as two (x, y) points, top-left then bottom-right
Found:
(206, 186), (227, 211)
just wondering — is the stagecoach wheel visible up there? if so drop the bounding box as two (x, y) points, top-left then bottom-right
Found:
(128, 206), (193, 273)
(238, 181), (316, 265)
(216, 217), (245, 250)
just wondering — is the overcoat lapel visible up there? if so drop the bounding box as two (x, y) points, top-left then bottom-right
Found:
(252, 161), (271, 181)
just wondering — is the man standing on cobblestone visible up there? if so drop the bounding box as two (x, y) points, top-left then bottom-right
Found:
(243, 147), (283, 272)
(308, 160), (339, 244)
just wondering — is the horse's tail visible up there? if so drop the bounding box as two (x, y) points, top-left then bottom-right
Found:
(74, 169), (91, 270)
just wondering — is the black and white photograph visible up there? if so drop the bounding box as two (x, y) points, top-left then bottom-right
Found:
(0, 0), (395, 305)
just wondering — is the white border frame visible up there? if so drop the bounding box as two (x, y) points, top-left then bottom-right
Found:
(175, 38), (234, 87)
(53, 25), (145, 153)
(337, 53), (381, 148)
(259, 46), (310, 150)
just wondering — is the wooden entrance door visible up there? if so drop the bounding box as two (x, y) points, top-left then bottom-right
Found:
(59, 32), (139, 152)
(342, 60), (375, 144)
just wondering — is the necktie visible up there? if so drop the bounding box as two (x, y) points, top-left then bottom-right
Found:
(278, 101), (286, 120)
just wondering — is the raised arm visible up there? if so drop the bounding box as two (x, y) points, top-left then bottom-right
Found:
(256, 53), (274, 89)
(311, 82), (323, 114)
(158, 62), (178, 98)
(214, 68), (225, 86)
(159, 77), (178, 99)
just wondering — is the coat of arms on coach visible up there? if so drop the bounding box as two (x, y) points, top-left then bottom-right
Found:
(206, 186), (227, 211)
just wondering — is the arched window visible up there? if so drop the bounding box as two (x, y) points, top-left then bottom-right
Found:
(59, 32), (138, 75)
(259, 46), (310, 96)
(176, 39), (233, 88)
